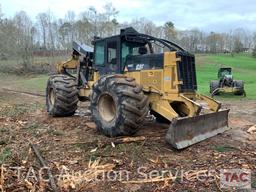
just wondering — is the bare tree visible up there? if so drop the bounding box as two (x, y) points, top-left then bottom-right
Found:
(64, 10), (76, 47)
(36, 13), (48, 49)
(252, 45), (256, 57)
(164, 21), (177, 41)
(233, 37), (243, 53)
(13, 11), (34, 70)
(103, 3), (119, 36)
(45, 10), (56, 50)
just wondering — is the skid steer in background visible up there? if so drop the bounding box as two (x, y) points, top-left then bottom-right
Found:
(46, 27), (229, 149)
(210, 67), (245, 96)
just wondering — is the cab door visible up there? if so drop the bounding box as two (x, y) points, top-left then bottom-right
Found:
(94, 37), (121, 75)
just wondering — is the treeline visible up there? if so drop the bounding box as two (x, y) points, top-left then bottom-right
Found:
(0, 3), (256, 72)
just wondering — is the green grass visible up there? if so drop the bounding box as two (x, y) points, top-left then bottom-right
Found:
(0, 55), (68, 93)
(0, 72), (48, 94)
(15, 75), (49, 94)
(0, 147), (12, 164)
(25, 122), (41, 130)
(0, 127), (9, 133)
(213, 145), (239, 152)
(49, 130), (65, 136)
(196, 53), (256, 99)
(0, 103), (43, 117)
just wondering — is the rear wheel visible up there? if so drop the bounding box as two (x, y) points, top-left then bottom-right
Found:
(210, 80), (220, 95)
(233, 80), (245, 96)
(90, 75), (149, 137)
(46, 74), (79, 116)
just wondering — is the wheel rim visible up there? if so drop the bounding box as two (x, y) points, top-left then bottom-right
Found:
(49, 88), (55, 107)
(98, 93), (116, 122)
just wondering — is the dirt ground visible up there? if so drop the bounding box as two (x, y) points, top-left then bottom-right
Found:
(0, 90), (255, 192)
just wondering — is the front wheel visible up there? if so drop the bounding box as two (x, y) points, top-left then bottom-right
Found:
(210, 80), (220, 96)
(233, 80), (245, 96)
(90, 75), (149, 137)
(46, 74), (79, 116)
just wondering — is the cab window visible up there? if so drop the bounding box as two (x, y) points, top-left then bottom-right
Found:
(95, 41), (105, 66)
(107, 41), (117, 64)
(121, 42), (144, 67)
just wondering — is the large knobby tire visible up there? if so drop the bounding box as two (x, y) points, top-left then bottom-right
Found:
(233, 80), (245, 95)
(210, 80), (220, 95)
(46, 74), (79, 116)
(90, 75), (149, 137)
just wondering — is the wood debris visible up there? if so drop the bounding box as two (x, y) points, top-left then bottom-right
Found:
(57, 158), (115, 190)
(24, 179), (36, 192)
(148, 157), (160, 164)
(64, 136), (146, 149)
(108, 136), (146, 147)
(0, 165), (5, 192)
(247, 125), (256, 134)
(122, 176), (175, 184)
(90, 147), (98, 153)
(30, 143), (59, 192)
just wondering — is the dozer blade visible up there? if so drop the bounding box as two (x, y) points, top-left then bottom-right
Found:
(165, 109), (230, 149)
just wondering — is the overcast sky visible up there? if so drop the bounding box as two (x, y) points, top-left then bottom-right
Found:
(1, 0), (256, 32)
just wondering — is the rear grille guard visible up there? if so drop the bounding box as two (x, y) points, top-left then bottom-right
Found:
(176, 52), (197, 92)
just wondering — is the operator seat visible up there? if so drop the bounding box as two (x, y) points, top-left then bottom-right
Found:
(138, 46), (148, 55)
